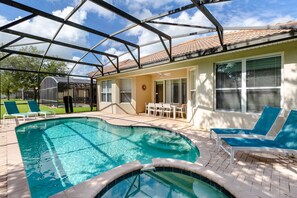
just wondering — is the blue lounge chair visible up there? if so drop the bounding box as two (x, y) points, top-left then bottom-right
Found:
(3, 101), (37, 122)
(210, 106), (281, 147)
(28, 100), (55, 118)
(221, 110), (297, 163)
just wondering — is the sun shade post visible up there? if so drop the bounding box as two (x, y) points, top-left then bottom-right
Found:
(90, 77), (94, 111)
(1, 49), (102, 67)
(0, 0), (138, 48)
(0, 13), (36, 31)
(91, 53), (104, 76)
(125, 44), (141, 68)
(159, 36), (173, 61)
(82, 3), (196, 69)
(146, 21), (216, 30)
(138, 47), (141, 69)
(89, 0), (171, 41)
(106, 56), (119, 73)
(37, 0), (87, 82)
(0, 37), (24, 51)
(0, 53), (12, 62)
(0, 66), (88, 77)
(3, 29), (117, 58)
(116, 57), (120, 73)
(191, 0), (226, 49)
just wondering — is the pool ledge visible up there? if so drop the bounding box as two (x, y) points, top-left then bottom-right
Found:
(50, 161), (143, 198)
(55, 158), (238, 198)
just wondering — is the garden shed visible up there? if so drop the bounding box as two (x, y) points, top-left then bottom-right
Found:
(39, 76), (96, 107)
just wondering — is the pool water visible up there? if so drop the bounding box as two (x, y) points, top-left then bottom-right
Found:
(100, 171), (228, 198)
(15, 117), (199, 198)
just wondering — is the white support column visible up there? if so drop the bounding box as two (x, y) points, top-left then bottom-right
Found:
(241, 59), (247, 113)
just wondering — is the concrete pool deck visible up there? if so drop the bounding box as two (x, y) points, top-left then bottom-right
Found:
(0, 112), (297, 198)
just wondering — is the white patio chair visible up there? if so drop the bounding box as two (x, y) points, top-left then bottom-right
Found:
(148, 103), (156, 116)
(176, 104), (187, 118)
(163, 103), (173, 118)
(155, 103), (163, 116)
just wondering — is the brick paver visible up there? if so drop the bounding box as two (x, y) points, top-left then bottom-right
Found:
(0, 112), (296, 197)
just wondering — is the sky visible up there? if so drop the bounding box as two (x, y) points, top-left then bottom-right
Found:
(0, 0), (296, 76)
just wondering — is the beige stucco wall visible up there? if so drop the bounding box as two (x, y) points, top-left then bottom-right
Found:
(97, 69), (188, 114)
(135, 75), (152, 113)
(97, 78), (137, 114)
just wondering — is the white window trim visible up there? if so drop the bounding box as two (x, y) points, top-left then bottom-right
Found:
(101, 80), (112, 103)
(120, 78), (132, 104)
(189, 69), (197, 107)
(215, 53), (283, 113)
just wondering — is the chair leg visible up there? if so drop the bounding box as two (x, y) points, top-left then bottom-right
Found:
(216, 135), (220, 148)
(230, 149), (235, 164)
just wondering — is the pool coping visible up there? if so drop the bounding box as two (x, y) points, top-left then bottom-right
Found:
(7, 115), (212, 198)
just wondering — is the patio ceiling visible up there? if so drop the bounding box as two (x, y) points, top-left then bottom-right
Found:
(0, 0), (297, 79)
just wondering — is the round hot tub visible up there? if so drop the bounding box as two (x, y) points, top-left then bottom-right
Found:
(97, 167), (234, 198)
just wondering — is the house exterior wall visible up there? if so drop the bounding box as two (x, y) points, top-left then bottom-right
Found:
(97, 78), (137, 114)
(189, 40), (297, 131)
(96, 39), (297, 130)
(135, 75), (152, 113)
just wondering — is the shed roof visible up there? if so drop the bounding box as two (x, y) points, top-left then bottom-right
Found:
(44, 76), (95, 84)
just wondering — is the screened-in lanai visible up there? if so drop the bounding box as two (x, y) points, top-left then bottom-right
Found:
(40, 76), (96, 107)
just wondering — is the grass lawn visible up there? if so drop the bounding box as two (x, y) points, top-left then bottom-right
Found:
(0, 99), (94, 119)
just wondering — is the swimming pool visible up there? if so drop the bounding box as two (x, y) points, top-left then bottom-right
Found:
(15, 117), (199, 197)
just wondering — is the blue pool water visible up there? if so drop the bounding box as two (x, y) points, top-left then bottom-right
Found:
(15, 117), (199, 198)
(100, 171), (228, 198)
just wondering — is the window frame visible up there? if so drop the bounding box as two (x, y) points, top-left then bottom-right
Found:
(189, 69), (197, 107)
(119, 78), (132, 103)
(215, 53), (283, 113)
(101, 80), (112, 103)
(153, 78), (187, 104)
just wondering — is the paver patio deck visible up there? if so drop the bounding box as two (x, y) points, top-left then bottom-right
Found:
(0, 112), (296, 198)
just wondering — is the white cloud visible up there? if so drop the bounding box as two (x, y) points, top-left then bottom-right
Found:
(0, 5), (90, 59)
(72, 56), (80, 61)
(102, 47), (131, 63)
(124, 10), (212, 56)
(114, 2), (296, 59)
(73, 0), (115, 20)
(125, 0), (188, 11)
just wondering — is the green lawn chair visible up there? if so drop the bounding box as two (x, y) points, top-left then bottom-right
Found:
(3, 101), (37, 123)
(28, 100), (56, 118)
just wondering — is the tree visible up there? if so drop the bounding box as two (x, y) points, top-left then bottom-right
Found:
(0, 46), (68, 100)
(0, 71), (20, 100)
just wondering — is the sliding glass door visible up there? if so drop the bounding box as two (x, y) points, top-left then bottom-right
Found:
(156, 78), (187, 104)
(155, 81), (164, 103)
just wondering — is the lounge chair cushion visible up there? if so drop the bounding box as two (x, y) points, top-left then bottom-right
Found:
(211, 106), (281, 136)
(222, 110), (297, 150)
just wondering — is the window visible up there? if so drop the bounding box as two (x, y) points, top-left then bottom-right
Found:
(101, 80), (112, 102)
(190, 70), (196, 106)
(216, 61), (242, 111)
(164, 78), (187, 104)
(120, 79), (132, 103)
(246, 56), (281, 112)
(215, 55), (281, 112)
